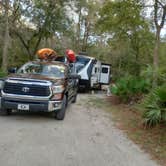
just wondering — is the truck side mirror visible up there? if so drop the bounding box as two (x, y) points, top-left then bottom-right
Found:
(69, 63), (74, 68)
(8, 67), (17, 74)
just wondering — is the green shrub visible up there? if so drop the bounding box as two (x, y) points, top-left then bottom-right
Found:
(143, 85), (166, 127)
(158, 66), (166, 85)
(141, 64), (166, 86)
(141, 65), (153, 88)
(0, 70), (7, 78)
(110, 75), (151, 102)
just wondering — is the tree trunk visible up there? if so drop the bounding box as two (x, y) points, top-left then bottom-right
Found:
(152, 0), (166, 86)
(76, 8), (82, 52)
(153, 27), (161, 87)
(82, 17), (90, 52)
(2, 0), (10, 73)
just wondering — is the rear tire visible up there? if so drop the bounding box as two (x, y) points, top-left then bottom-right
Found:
(56, 95), (67, 120)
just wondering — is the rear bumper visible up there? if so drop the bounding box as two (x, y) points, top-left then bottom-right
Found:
(0, 97), (62, 112)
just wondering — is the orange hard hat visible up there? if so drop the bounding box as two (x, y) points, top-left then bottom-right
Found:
(36, 48), (57, 60)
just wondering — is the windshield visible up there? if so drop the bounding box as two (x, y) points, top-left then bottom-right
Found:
(17, 62), (65, 78)
(75, 56), (90, 73)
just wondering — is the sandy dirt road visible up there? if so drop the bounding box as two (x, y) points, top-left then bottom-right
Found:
(0, 94), (159, 166)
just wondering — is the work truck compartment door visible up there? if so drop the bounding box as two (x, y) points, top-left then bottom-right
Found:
(90, 61), (101, 87)
(99, 64), (111, 84)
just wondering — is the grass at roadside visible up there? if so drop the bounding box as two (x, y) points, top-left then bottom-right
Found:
(89, 96), (166, 166)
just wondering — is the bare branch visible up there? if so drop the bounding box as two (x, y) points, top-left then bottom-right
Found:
(156, 0), (165, 8)
(12, 5), (20, 23)
(154, 0), (166, 28)
(160, 6), (166, 28)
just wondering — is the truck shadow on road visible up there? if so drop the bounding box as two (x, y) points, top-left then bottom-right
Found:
(1, 112), (59, 122)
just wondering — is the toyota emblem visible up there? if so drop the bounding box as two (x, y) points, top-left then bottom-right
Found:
(22, 87), (30, 93)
